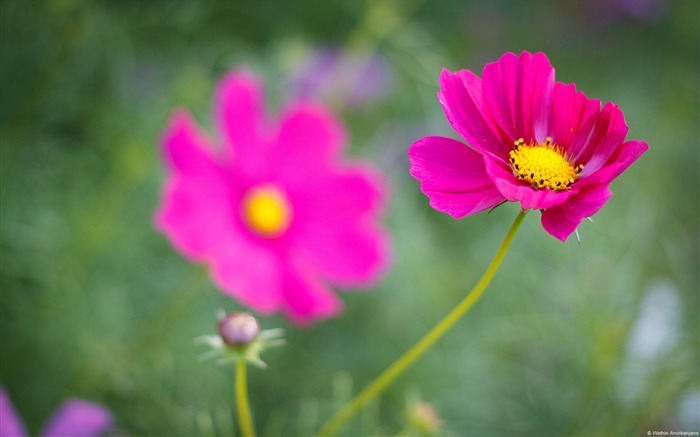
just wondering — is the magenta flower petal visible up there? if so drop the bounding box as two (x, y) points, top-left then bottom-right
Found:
(281, 260), (343, 326)
(293, 167), (390, 285)
(541, 182), (613, 241)
(211, 241), (284, 312)
(582, 139), (649, 187)
(0, 387), (27, 437)
(528, 138), (645, 242)
(481, 52), (555, 143)
(161, 111), (220, 177)
(438, 69), (508, 162)
(580, 128), (629, 176)
(155, 178), (231, 260)
(271, 103), (346, 184)
(410, 52), (647, 240)
(296, 225), (389, 287)
(484, 158), (574, 210)
(215, 69), (267, 164)
(307, 165), (386, 217)
(575, 102), (630, 169)
(550, 82), (602, 152)
(605, 139), (650, 179)
(155, 113), (239, 261)
(40, 399), (113, 437)
(156, 69), (391, 325)
(409, 136), (505, 218)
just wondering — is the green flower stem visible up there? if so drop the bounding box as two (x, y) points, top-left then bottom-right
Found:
(236, 359), (256, 437)
(316, 209), (528, 437)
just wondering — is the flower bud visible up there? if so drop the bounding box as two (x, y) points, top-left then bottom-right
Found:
(408, 402), (441, 435)
(218, 312), (259, 347)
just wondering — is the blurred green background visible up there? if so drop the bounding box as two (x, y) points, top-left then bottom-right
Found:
(1, 0), (698, 436)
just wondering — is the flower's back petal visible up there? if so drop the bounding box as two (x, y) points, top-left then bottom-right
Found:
(216, 70), (267, 164)
(574, 102), (629, 165)
(484, 158), (573, 210)
(281, 260), (343, 326)
(40, 399), (113, 437)
(272, 103), (346, 183)
(409, 136), (505, 218)
(580, 139), (649, 186)
(541, 183), (613, 242)
(292, 166), (390, 286)
(482, 51), (555, 144)
(580, 129), (629, 176)
(438, 69), (509, 162)
(550, 82), (601, 152)
(211, 241), (285, 313)
(0, 387), (26, 437)
(605, 139), (649, 179)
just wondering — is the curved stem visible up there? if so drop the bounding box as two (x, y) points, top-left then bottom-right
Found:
(236, 359), (256, 437)
(316, 210), (528, 436)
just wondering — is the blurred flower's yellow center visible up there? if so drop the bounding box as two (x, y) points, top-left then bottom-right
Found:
(241, 184), (292, 238)
(509, 137), (583, 191)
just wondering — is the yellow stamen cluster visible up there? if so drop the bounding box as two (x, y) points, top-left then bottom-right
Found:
(241, 184), (292, 238)
(508, 137), (583, 191)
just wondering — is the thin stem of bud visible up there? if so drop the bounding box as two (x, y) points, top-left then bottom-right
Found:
(315, 209), (528, 436)
(236, 359), (256, 437)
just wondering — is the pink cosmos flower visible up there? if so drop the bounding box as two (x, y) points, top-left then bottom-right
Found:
(0, 386), (116, 437)
(409, 51), (648, 241)
(155, 69), (390, 325)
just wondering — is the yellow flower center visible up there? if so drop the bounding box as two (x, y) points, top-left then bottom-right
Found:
(241, 184), (292, 238)
(508, 137), (583, 191)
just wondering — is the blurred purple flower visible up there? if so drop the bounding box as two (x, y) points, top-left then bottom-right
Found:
(288, 48), (394, 109)
(615, 0), (665, 21)
(587, 0), (666, 25)
(0, 387), (117, 437)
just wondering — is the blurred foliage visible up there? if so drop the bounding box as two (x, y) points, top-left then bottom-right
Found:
(1, 0), (698, 436)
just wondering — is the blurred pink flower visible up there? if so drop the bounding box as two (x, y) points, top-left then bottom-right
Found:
(0, 386), (115, 437)
(155, 70), (390, 325)
(409, 51), (648, 241)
